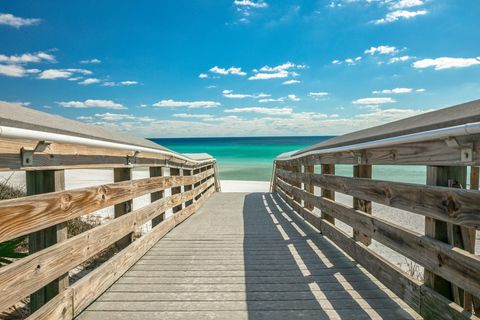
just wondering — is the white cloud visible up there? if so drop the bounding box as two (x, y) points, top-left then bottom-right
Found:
(416, 88), (426, 92)
(58, 99), (126, 110)
(413, 57), (480, 70)
(391, 0), (424, 9)
(287, 94), (300, 101)
(103, 80), (139, 87)
(0, 64), (39, 77)
(309, 92), (329, 98)
(333, 57), (362, 66)
(222, 89), (270, 99)
(225, 107), (293, 115)
(80, 58), (101, 64)
(234, 0), (268, 8)
(258, 97), (285, 103)
(374, 9), (427, 24)
(365, 45), (398, 55)
(173, 113), (214, 119)
(373, 88), (413, 94)
(249, 62), (306, 80)
(353, 97), (396, 104)
(79, 78), (101, 85)
(203, 116), (241, 122)
(38, 68), (92, 80)
(282, 79), (301, 85)
(153, 99), (220, 108)
(198, 73), (209, 79)
(0, 13), (40, 28)
(209, 66), (246, 76)
(388, 55), (413, 63)
(0, 52), (55, 64)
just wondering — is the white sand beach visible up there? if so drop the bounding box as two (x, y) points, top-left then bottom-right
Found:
(1, 169), (478, 276)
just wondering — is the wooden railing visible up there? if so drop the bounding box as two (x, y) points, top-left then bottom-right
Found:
(0, 131), (219, 319)
(272, 120), (480, 319)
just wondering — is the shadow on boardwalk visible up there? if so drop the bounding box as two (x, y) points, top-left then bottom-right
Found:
(242, 192), (416, 320)
(77, 192), (418, 320)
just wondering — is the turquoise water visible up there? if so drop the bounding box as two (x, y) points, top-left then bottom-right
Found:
(150, 136), (427, 184)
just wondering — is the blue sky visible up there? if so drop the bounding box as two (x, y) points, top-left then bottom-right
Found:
(1, 0), (479, 137)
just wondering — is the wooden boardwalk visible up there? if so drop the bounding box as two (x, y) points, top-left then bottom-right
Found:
(78, 192), (419, 320)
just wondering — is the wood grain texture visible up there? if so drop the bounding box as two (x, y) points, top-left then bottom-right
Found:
(0, 168), (214, 243)
(0, 178), (215, 313)
(320, 164), (335, 224)
(276, 168), (480, 228)
(275, 177), (480, 299)
(352, 164), (372, 246)
(276, 187), (478, 320)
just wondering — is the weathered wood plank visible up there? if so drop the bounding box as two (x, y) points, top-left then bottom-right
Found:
(275, 177), (480, 299)
(276, 187), (477, 320)
(0, 178), (215, 312)
(278, 134), (480, 166)
(0, 137), (215, 171)
(276, 168), (480, 228)
(352, 164), (372, 245)
(149, 166), (164, 227)
(27, 169), (68, 312)
(114, 167), (133, 249)
(0, 168), (214, 243)
(321, 164), (335, 224)
(27, 288), (73, 320)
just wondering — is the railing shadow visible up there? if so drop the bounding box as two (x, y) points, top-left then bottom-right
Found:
(242, 192), (416, 319)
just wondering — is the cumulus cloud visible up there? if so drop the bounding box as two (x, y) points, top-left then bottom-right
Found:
(58, 99), (126, 110)
(173, 113), (214, 119)
(365, 45), (398, 55)
(373, 88), (416, 94)
(332, 57), (362, 66)
(287, 94), (300, 101)
(353, 97), (396, 104)
(153, 99), (221, 108)
(103, 80), (139, 87)
(282, 79), (301, 85)
(0, 64), (39, 77)
(309, 92), (329, 98)
(79, 78), (101, 85)
(93, 112), (154, 122)
(249, 62), (306, 80)
(374, 9), (427, 24)
(413, 57), (480, 70)
(388, 55), (413, 63)
(222, 90), (270, 99)
(80, 58), (101, 64)
(209, 66), (246, 76)
(0, 13), (40, 28)
(38, 68), (92, 80)
(258, 97), (285, 103)
(234, 0), (268, 8)
(198, 73), (209, 79)
(225, 107), (293, 115)
(391, 0), (424, 9)
(0, 52), (55, 64)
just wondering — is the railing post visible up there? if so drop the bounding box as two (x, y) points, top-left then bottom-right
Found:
(292, 161), (302, 204)
(149, 166), (164, 227)
(27, 169), (68, 312)
(114, 167), (133, 248)
(184, 169), (193, 207)
(320, 164), (335, 224)
(424, 166), (467, 303)
(465, 166), (480, 312)
(170, 167), (183, 213)
(304, 164), (314, 210)
(353, 164), (372, 246)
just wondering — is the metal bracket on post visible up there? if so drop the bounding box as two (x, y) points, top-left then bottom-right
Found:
(444, 138), (473, 163)
(126, 151), (140, 165)
(21, 141), (52, 166)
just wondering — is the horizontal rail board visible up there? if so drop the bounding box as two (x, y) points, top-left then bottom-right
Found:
(277, 134), (480, 166)
(0, 168), (214, 242)
(275, 177), (480, 298)
(27, 183), (215, 320)
(0, 178), (215, 312)
(0, 138), (215, 171)
(276, 168), (480, 228)
(275, 187), (477, 320)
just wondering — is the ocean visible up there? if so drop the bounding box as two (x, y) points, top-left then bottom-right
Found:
(150, 136), (428, 184)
